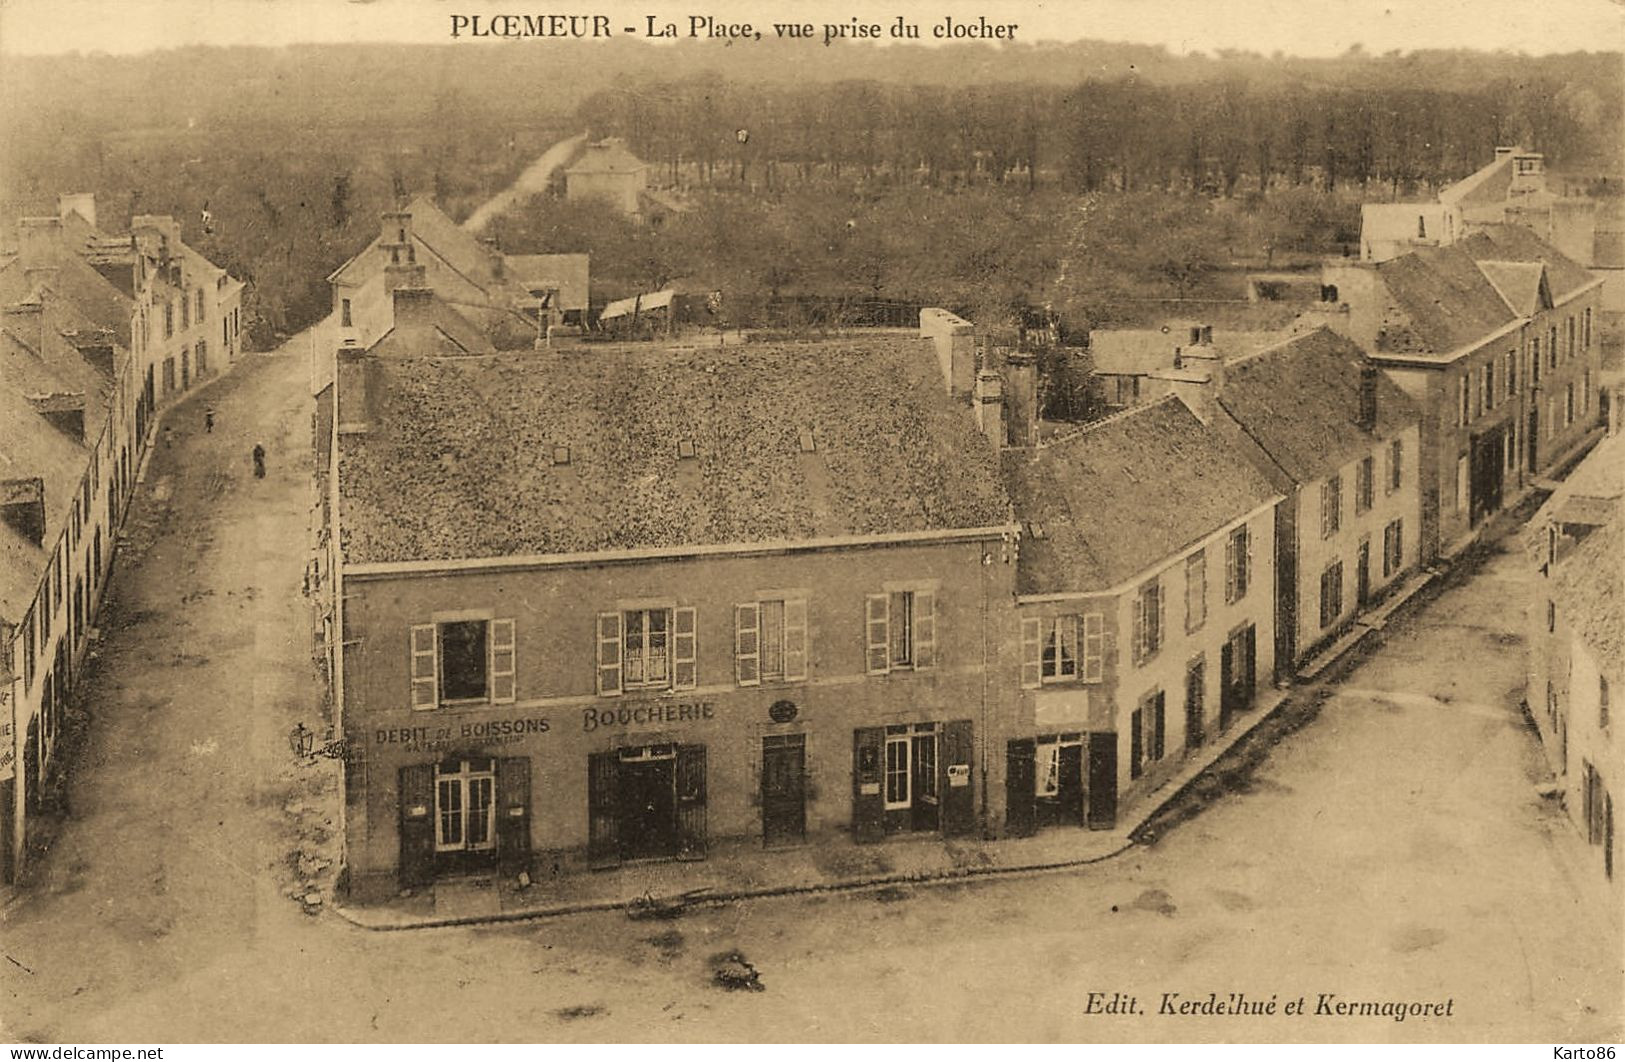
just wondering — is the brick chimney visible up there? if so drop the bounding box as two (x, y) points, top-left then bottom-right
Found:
(16, 217), (62, 268)
(1003, 352), (1038, 447)
(0, 478), (46, 547)
(1357, 363), (1378, 431)
(920, 308), (976, 398)
(973, 370), (1004, 449)
(58, 192), (98, 230)
(1168, 358), (1226, 425)
(391, 286), (437, 331)
(336, 344), (375, 435)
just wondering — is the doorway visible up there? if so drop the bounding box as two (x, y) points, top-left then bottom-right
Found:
(1034, 735), (1086, 829)
(1356, 540), (1371, 608)
(1528, 407), (1540, 470)
(1185, 656), (1206, 749)
(761, 734), (806, 847)
(618, 745), (678, 861)
(881, 724), (940, 834)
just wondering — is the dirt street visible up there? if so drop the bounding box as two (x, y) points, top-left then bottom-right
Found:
(2, 345), (1618, 1043)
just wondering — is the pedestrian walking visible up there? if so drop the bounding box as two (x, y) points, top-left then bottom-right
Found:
(205, 407), (215, 433)
(252, 443), (266, 479)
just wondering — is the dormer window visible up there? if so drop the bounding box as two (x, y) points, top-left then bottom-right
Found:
(797, 430), (817, 453)
(677, 439), (697, 460)
(551, 445), (571, 466)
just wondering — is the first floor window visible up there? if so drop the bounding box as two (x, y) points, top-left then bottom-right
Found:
(1383, 519), (1404, 579)
(1225, 524), (1250, 603)
(1356, 455), (1374, 514)
(1566, 382), (1576, 427)
(1321, 475), (1342, 538)
(1320, 561), (1344, 629)
(435, 757), (496, 852)
(596, 607), (696, 694)
(1020, 612), (1104, 687)
(735, 597), (808, 685)
(866, 589), (936, 674)
(1134, 577), (1164, 665)
(1130, 690), (1166, 780)
(411, 616), (517, 709)
(1601, 676), (1611, 731)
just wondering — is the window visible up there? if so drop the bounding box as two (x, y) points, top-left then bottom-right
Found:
(1482, 361), (1494, 411)
(1356, 456), (1374, 514)
(1585, 307), (1593, 349)
(1532, 336), (1541, 384)
(1566, 381), (1576, 427)
(409, 617), (517, 709)
(1387, 438), (1403, 494)
(1506, 419), (1518, 473)
(1549, 326), (1558, 368)
(22, 605), (35, 689)
(1319, 561), (1344, 629)
(1456, 454), (1469, 513)
(735, 598), (807, 686)
(341, 298), (353, 328)
(1043, 614), (1078, 680)
(883, 723), (938, 811)
(164, 300), (174, 338)
(1547, 600), (1556, 633)
(195, 289), (205, 321)
(180, 293), (189, 331)
(1225, 525), (1250, 604)
(1130, 690), (1166, 780)
(1382, 518), (1404, 578)
(1602, 677), (1611, 731)
(1458, 374), (1470, 426)
(435, 758), (496, 852)
(1567, 317), (1576, 359)
(865, 589), (936, 674)
(884, 733), (910, 808)
(1320, 475), (1342, 539)
(1133, 578), (1164, 665)
(1583, 370), (1592, 416)
(1185, 550), (1207, 633)
(1505, 349), (1516, 397)
(1417, 215), (1427, 239)
(596, 607), (696, 694)
(1021, 613), (1103, 687)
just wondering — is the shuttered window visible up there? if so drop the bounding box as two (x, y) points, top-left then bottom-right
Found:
(1320, 475), (1342, 539)
(411, 617), (516, 709)
(1185, 550), (1206, 633)
(1133, 578), (1164, 666)
(737, 598), (808, 686)
(410, 624), (438, 710)
(866, 590), (936, 674)
(1225, 524), (1251, 603)
(1082, 613), (1104, 682)
(600, 607), (692, 692)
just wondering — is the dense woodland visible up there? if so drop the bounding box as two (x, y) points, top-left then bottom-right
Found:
(1, 40), (1618, 346)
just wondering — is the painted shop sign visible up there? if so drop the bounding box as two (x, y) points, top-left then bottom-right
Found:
(373, 715), (552, 754)
(582, 700), (716, 733)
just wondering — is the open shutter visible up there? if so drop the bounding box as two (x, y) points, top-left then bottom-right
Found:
(587, 752), (620, 868)
(864, 594), (890, 674)
(1153, 693), (1166, 761)
(595, 612), (622, 696)
(1131, 594), (1145, 666)
(489, 619), (516, 704)
(675, 744), (707, 860)
(1019, 616), (1043, 689)
(1082, 613), (1104, 683)
(398, 764), (436, 887)
(1005, 739), (1037, 837)
(1130, 709), (1144, 780)
(783, 598), (808, 680)
(852, 727), (886, 841)
(1225, 533), (1237, 602)
(673, 606), (697, 690)
(496, 756), (530, 868)
(734, 603), (760, 686)
(410, 624), (438, 710)
(941, 719), (975, 837)
(913, 590), (936, 669)
(1243, 527), (1253, 598)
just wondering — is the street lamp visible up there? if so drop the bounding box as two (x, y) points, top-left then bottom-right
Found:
(288, 722), (314, 759)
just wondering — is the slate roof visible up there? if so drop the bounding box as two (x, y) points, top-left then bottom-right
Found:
(1459, 225), (1599, 301)
(0, 383), (91, 624)
(1002, 396), (1281, 595)
(1373, 245), (1518, 355)
(338, 336), (1011, 564)
(1474, 260), (1550, 316)
(1552, 511), (1623, 681)
(366, 292), (495, 357)
(1215, 327), (1420, 485)
(0, 519), (46, 629)
(1438, 152), (1516, 207)
(0, 241), (132, 346)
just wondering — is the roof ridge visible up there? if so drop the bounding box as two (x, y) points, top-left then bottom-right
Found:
(1038, 393), (1186, 450)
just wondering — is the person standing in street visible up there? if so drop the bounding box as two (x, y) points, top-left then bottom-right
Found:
(205, 407), (215, 433)
(252, 443), (266, 478)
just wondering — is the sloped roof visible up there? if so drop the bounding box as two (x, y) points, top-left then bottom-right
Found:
(1089, 325), (1280, 376)
(1438, 152), (1516, 207)
(338, 336), (1011, 564)
(565, 139), (649, 177)
(1459, 225), (1599, 301)
(1374, 245), (1518, 355)
(367, 291), (496, 357)
(0, 384), (90, 555)
(0, 242), (132, 346)
(1475, 260), (1551, 316)
(505, 253), (589, 312)
(1553, 511), (1623, 681)
(602, 289), (675, 320)
(0, 519), (46, 628)
(1003, 396), (1281, 595)
(1216, 328), (1420, 485)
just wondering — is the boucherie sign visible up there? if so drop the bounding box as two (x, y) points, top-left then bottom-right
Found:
(582, 700), (716, 733)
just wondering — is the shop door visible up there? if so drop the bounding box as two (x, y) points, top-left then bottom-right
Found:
(1356, 541), (1371, 608)
(761, 735), (806, 847)
(675, 744), (707, 861)
(1185, 658), (1206, 750)
(1086, 732), (1117, 830)
(909, 731), (940, 833)
(618, 747), (678, 861)
(1005, 739), (1037, 837)
(1057, 743), (1086, 827)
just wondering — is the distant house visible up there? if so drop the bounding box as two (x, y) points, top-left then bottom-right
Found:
(564, 138), (652, 217)
(1087, 321), (1279, 411)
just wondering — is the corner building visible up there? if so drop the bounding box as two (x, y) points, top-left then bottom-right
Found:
(328, 326), (1019, 897)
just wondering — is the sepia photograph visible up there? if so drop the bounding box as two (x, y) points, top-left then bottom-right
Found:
(0, 0), (1621, 1046)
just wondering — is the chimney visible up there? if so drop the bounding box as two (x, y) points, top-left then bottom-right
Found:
(1169, 359), (1225, 425)
(974, 370), (1004, 449)
(382, 209), (414, 249)
(391, 286), (437, 331)
(16, 217), (62, 268)
(383, 242), (426, 292)
(336, 345), (375, 435)
(1003, 351), (1038, 447)
(58, 192), (97, 230)
(0, 478), (46, 547)
(1494, 146), (1517, 162)
(1358, 363), (1378, 431)
(920, 308), (977, 398)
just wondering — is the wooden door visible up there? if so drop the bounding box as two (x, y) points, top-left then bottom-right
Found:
(1058, 743), (1086, 827)
(1005, 739), (1036, 837)
(851, 728), (885, 843)
(676, 744), (707, 861)
(1086, 732), (1117, 830)
(398, 764), (435, 887)
(1185, 658), (1206, 750)
(496, 757), (530, 870)
(940, 719), (976, 837)
(761, 736), (806, 847)
(587, 752), (620, 869)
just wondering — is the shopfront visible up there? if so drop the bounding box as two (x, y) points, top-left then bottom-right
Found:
(851, 719), (975, 841)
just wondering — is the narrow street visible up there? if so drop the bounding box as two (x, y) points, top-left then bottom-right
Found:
(2, 344), (1618, 1042)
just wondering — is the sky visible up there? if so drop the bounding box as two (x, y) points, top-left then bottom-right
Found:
(0, 0), (1621, 56)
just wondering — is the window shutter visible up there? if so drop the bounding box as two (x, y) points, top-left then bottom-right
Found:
(596, 612), (623, 696)
(783, 598), (808, 680)
(1020, 616), (1043, 689)
(865, 594), (890, 675)
(489, 618), (516, 704)
(1243, 528), (1252, 599)
(1130, 708), (1144, 779)
(673, 606), (697, 690)
(1154, 579), (1166, 653)
(1153, 693), (1166, 761)
(1224, 534), (1236, 603)
(1083, 613), (1104, 683)
(735, 602), (761, 686)
(410, 624), (438, 710)
(1132, 594), (1145, 666)
(913, 590), (936, 669)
